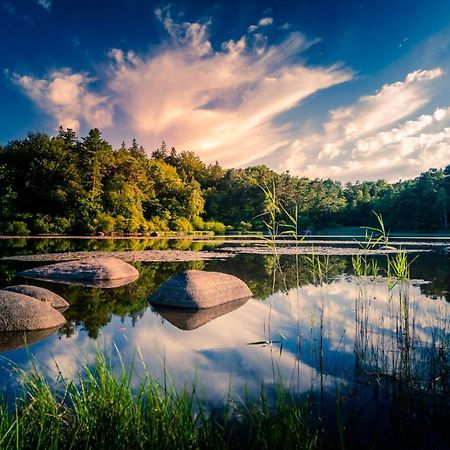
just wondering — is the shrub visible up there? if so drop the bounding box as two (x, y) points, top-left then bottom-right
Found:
(146, 216), (169, 232)
(33, 214), (53, 233)
(172, 217), (194, 232)
(114, 215), (127, 232)
(204, 220), (226, 235)
(192, 216), (205, 231)
(53, 217), (73, 234)
(97, 214), (116, 234)
(6, 220), (30, 235)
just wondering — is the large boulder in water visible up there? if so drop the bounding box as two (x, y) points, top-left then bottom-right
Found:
(0, 290), (66, 332)
(3, 285), (69, 310)
(149, 270), (252, 309)
(18, 257), (139, 286)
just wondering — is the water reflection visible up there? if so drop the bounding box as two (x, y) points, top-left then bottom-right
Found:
(0, 240), (448, 434)
(153, 298), (249, 330)
(0, 327), (62, 353)
(0, 237), (223, 258)
(0, 271), (447, 399)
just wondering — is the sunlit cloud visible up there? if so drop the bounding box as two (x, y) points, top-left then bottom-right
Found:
(273, 68), (449, 181)
(258, 17), (273, 26)
(12, 69), (114, 131)
(13, 9), (449, 181)
(12, 10), (351, 166)
(105, 10), (351, 166)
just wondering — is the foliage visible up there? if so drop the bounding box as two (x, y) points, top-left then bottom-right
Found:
(1, 128), (450, 234)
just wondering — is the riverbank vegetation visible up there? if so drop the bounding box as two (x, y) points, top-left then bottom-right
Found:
(0, 352), (318, 450)
(1, 128), (450, 235)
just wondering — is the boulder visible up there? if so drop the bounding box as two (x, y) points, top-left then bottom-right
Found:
(18, 257), (139, 286)
(3, 285), (69, 310)
(0, 290), (66, 332)
(0, 327), (61, 353)
(149, 270), (252, 309)
(153, 298), (249, 330)
(32, 277), (140, 289)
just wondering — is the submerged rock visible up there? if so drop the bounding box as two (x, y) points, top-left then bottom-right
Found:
(30, 277), (141, 289)
(0, 290), (66, 332)
(3, 285), (69, 310)
(153, 298), (249, 330)
(149, 270), (252, 309)
(18, 257), (139, 286)
(0, 327), (62, 353)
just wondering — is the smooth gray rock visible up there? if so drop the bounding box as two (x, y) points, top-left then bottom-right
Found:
(0, 327), (61, 353)
(18, 257), (139, 285)
(153, 298), (249, 330)
(0, 290), (66, 332)
(27, 276), (140, 289)
(149, 270), (252, 309)
(3, 285), (69, 310)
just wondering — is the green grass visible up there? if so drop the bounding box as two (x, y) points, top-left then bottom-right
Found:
(0, 351), (318, 450)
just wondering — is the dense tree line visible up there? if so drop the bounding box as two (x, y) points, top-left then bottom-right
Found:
(0, 128), (449, 234)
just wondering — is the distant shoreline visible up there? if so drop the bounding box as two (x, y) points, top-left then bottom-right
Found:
(2, 233), (450, 240)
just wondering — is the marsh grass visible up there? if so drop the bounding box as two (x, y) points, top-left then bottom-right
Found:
(0, 350), (318, 450)
(257, 192), (450, 448)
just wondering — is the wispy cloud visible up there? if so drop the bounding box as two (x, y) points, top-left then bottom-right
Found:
(271, 68), (448, 181)
(37, 0), (52, 11)
(13, 10), (351, 166)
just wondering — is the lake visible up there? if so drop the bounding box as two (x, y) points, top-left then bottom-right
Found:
(0, 236), (449, 448)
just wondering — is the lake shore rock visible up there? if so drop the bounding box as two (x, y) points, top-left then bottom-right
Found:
(18, 257), (139, 284)
(149, 270), (252, 309)
(3, 285), (69, 309)
(0, 290), (66, 332)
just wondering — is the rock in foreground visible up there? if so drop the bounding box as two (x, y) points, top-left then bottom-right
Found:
(3, 285), (69, 309)
(0, 290), (66, 332)
(149, 270), (252, 309)
(18, 257), (139, 285)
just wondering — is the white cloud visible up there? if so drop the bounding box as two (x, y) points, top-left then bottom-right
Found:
(104, 11), (351, 166)
(258, 17), (273, 26)
(12, 69), (113, 131)
(13, 11), (351, 166)
(272, 68), (450, 181)
(10, 8), (450, 182)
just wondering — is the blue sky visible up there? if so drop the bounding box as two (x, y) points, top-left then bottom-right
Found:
(2, 0), (450, 181)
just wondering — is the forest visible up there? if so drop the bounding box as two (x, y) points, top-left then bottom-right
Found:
(0, 127), (449, 235)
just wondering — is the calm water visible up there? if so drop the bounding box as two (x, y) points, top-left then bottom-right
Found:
(0, 237), (449, 447)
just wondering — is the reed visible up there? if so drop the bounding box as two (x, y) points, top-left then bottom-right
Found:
(0, 350), (318, 450)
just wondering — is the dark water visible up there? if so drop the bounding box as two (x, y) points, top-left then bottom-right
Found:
(0, 237), (449, 448)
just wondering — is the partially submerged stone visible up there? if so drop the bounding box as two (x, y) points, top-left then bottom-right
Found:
(149, 270), (252, 309)
(153, 298), (249, 330)
(18, 257), (139, 287)
(3, 285), (69, 310)
(0, 327), (61, 353)
(33, 276), (140, 289)
(0, 290), (66, 332)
